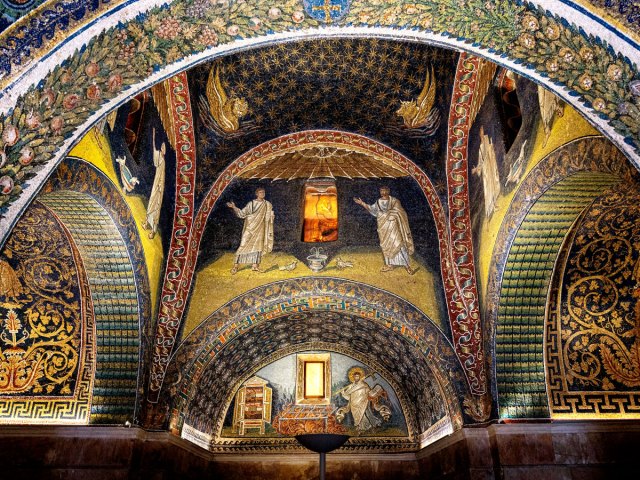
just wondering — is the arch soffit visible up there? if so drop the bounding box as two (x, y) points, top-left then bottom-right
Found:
(484, 136), (634, 360)
(166, 279), (467, 418)
(0, 1), (639, 245)
(180, 316), (461, 440)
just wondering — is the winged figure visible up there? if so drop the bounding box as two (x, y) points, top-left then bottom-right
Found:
(397, 65), (440, 131)
(205, 63), (248, 133)
(538, 84), (563, 146)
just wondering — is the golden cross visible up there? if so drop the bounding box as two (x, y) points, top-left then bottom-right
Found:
(312, 0), (341, 23)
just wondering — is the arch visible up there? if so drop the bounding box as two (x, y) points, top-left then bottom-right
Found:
(40, 157), (152, 422)
(486, 136), (634, 418)
(1, 0), (639, 251)
(151, 130), (474, 397)
(208, 342), (456, 450)
(496, 172), (619, 418)
(40, 190), (142, 423)
(162, 278), (468, 433)
(177, 313), (460, 452)
(196, 340), (422, 444)
(545, 178), (640, 418)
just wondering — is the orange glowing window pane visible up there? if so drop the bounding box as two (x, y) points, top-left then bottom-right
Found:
(302, 180), (338, 242)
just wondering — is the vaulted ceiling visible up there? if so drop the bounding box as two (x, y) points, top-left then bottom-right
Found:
(1, 0), (640, 455)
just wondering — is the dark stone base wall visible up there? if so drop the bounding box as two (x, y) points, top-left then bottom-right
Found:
(0, 422), (639, 479)
(417, 422), (640, 480)
(0, 426), (417, 480)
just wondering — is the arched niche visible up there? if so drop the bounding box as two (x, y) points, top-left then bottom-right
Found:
(1, 0), (639, 247)
(174, 312), (459, 452)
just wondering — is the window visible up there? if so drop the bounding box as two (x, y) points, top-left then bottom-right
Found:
(296, 353), (331, 405)
(302, 180), (338, 242)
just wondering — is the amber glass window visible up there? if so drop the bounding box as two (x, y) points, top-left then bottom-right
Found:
(302, 180), (338, 242)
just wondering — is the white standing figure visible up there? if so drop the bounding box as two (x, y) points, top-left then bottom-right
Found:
(143, 128), (166, 239)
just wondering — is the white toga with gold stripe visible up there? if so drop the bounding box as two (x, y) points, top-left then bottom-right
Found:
(232, 199), (274, 265)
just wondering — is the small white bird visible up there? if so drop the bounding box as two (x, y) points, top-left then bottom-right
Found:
(279, 260), (298, 271)
(116, 156), (139, 193)
(335, 257), (353, 269)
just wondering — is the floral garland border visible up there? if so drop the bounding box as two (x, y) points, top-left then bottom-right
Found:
(0, 0), (639, 248)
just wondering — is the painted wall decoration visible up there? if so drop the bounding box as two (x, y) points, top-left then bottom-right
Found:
(166, 278), (468, 429)
(176, 309), (455, 451)
(0, 0), (639, 447)
(107, 87), (177, 247)
(220, 352), (409, 439)
(0, 201), (95, 423)
(163, 279), (466, 447)
(546, 179), (640, 417)
(192, 173), (445, 331)
(585, 0), (640, 31)
(189, 40), (455, 205)
(1, 0), (639, 251)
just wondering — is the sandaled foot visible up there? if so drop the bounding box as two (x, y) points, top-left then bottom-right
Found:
(406, 266), (417, 275)
(380, 265), (394, 272)
(251, 265), (263, 273)
(230, 266), (238, 275)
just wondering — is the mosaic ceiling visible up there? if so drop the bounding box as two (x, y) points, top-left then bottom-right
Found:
(189, 39), (457, 202)
(2, 0), (640, 455)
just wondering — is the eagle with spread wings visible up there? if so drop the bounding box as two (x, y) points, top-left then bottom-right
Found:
(396, 64), (440, 133)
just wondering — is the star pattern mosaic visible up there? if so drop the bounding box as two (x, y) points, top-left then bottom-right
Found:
(190, 39), (458, 204)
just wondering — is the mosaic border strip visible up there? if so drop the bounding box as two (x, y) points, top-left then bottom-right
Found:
(445, 53), (485, 395)
(149, 71), (197, 401)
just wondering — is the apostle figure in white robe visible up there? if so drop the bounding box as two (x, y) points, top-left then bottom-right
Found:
(143, 128), (165, 239)
(473, 127), (501, 218)
(354, 187), (416, 274)
(226, 188), (274, 274)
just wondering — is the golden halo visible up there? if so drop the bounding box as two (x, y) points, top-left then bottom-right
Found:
(348, 366), (365, 383)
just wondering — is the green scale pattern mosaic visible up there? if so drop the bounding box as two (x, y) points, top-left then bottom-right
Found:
(40, 191), (140, 424)
(496, 172), (618, 419)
